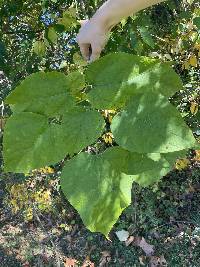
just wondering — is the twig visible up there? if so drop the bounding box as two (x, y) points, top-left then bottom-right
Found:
(0, 101), (4, 117)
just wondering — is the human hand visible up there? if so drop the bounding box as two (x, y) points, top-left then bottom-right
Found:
(76, 19), (110, 62)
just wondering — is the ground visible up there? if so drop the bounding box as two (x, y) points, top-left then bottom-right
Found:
(0, 157), (200, 267)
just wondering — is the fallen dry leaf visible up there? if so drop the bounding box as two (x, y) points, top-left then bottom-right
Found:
(99, 251), (111, 267)
(135, 237), (154, 256)
(82, 259), (94, 267)
(64, 258), (78, 267)
(22, 261), (30, 267)
(190, 102), (199, 115)
(149, 255), (167, 267)
(0, 117), (6, 131)
(189, 54), (198, 67)
(139, 255), (146, 266)
(125, 236), (135, 246)
(115, 230), (129, 242)
(175, 158), (190, 170)
(194, 150), (200, 161)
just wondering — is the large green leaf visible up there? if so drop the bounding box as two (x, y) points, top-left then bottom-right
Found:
(131, 150), (187, 187)
(3, 112), (61, 173)
(103, 146), (159, 174)
(61, 152), (134, 237)
(60, 147), (186, 236)
(111, 93), (196, 153)
(61, 108), (105, 155)
(104, 148), (187, 187)
(65, 71), (85, 97)
(5, 72), (80, 117)
(132, 167), (171, 187)
(161, 150), (187, 166)
(86, 53), (182, 109)
(3, 109), (104, 173)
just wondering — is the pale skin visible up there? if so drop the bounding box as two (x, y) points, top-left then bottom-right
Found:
(76, 0), (166, 62)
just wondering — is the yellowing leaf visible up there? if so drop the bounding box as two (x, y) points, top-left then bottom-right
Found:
(194, 43), (200, 51)
(82, 259), (95, 267)
(190, 102), (199, 115)
(25, 207), (33, 221)
(175, 158), (190, 170)
(189, 55), (198, 67)
(182, 60), (190, 70)
(64, 258), (78, 267)
(102, 132), (113, 144)
(115, 230), (129, 242)
(135, 237), (154, 256)
(0, 116), (6, 131)
(149, 255), (167, 267)
(40, 166), (55, 174)
(194, 150), (200, 161)
(101, 110), (117, 123)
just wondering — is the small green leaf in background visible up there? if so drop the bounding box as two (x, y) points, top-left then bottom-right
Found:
(0, 41), (7, 69)
(130, 31), (143, 54)
(47, 27), (58, 44)
(53, 23), (65, 33)
(61, 152), (134, 237)
(0, 41), (6, 56)
(32, 40), (46, 57)
(73, 52), (87, 67)
(67, 7), (76, 18)
(193, 17), (200, 29)
(58, 8), (77, 30)
(138, 26), (155, 48)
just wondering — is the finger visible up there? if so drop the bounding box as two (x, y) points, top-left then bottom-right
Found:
(78, 19), (88, 26)
(79, 43), (91, 61)
(90, 44), (102, 62)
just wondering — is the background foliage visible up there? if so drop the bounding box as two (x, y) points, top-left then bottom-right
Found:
(0, 0), (200, 266)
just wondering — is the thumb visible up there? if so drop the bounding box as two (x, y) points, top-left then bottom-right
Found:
(90, 43), (102, 62)
(79, 43), (91, 61)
